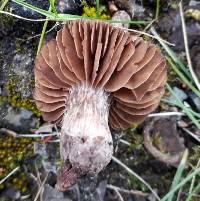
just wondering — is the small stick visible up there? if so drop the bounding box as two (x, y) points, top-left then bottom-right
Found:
(148, 112), (185, 117)
(179, 2), (200, 91)
(119, 139), (131, 146)
(107, 184), (149, 197)
(109, 185), (124, 201)
(181, 128), (200, 143)
(0, 128), (17, 137)
(0, 167), (20, 185)
(18, 22), (59, 42)
(34, 172), (49, 201)
(119, 26), (175, 46)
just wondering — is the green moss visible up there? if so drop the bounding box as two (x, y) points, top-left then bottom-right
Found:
(0, 79), (41, 117)
(189, 145), (200, 166)
(0, 135), (36, 193)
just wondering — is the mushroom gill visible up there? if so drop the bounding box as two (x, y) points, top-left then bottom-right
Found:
(34, 20), (167, 191)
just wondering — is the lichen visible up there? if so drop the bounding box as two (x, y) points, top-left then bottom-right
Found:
(0, 79), (41, 117)
(81, 0), (110, 20)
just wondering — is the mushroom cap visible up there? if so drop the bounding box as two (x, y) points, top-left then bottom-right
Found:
(34, 20), (167, 129)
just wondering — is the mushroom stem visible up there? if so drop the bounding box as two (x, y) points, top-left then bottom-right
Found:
(57, 83), (113, 191)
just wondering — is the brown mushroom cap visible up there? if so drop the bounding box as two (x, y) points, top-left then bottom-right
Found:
(34, 20), (167, 129)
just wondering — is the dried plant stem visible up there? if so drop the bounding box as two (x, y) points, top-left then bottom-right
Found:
(119, 139), (131, 146)
(148, 112), (184, 117)
(0, 167), (20, 185)
(107, 184), (149, 197)
(179, 2), (200, 91)
(120, 27), (175, 46)
(108, 185), (124, 201)
(111, 156), (161, 201)
(143, 19), (156, 32)
(34, 172), (49, 201)
(181, 128), (200, 143)
(19, 22), (59, 42)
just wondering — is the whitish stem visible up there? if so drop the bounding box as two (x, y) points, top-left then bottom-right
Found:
(57, 83), (113, 191)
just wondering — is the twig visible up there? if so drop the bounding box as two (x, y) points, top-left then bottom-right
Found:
(111, 156), (161, 201)
(143, 19), (156, 32)
(19, 22), (59, 42)
(179, 2), (200, 91)
(0, 166), (20, 185)
(181, 128), (200, 143)
(119, 139), (131, 146)
(29, 173), (41, 187)
(119, 26), (175, 46)
(0, 128), (17, 137)
(107, 184), (149, 197)
(34, 172), (49, 201)
(148, 112), (185, 117)
(17, 133), (59, 138)
(109, 185), (124, 201)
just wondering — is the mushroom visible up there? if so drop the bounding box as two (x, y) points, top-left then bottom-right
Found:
(34, 20), (167, 191)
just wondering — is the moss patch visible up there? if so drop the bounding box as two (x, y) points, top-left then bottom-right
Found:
(0, 79), (41, 117)
(0, 135), (37, 193)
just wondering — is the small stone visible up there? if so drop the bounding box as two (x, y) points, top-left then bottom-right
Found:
(94, 180), (107, 201)
(42, 161), (57, 174)
(189, 0), (200, 6)
(2, 187), (20, 200)
(108, 1), (118, 14)
(34, 142), (48, 157)
(42, 184), (70, 201)
(0, 106), (39, 133)
(167, 87), (188, 104)
(112, 10), (131, 28)
(178, 120), (188, 128)
(188, 92), (200, 112)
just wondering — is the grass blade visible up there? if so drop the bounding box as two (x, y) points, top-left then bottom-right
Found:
(161, 98), (200, 119)
(112, 156), (161, 201)
(0, 0), (9, 11)
(150, 27), (193, 81)
(167, 57), (200, 98)
(167, 149), (188, 201)
(96, 0), (100, 18)
(49, 0), (57, 16)
(161, 166), (200, 201)
(166, 83), (200, 129)
(11, 0), (55, 18)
